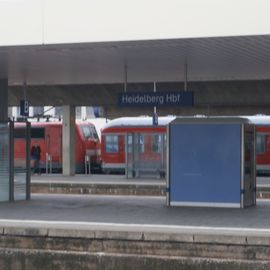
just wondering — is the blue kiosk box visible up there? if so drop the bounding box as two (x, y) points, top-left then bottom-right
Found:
(167, 117), (256, 208)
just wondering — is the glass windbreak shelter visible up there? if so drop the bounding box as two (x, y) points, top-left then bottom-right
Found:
(126, 132), (166, 178)
(0, 121), (31, 202)
(0, 122), (10, 201)
(167, 117), (256, 208)
(12, 121), (31, 200)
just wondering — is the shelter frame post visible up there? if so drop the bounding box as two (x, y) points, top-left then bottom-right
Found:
(9, 120), (14, 202)
(26, 121), (31, 200)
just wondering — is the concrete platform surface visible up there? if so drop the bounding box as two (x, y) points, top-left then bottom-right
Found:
(4, 177), (270, 269)
(1, 194), (270, 238)
(2, 194), (270, 270)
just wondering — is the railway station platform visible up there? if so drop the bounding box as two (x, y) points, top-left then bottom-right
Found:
(31, 174), (270, 198)
(0, 193), (270, 269)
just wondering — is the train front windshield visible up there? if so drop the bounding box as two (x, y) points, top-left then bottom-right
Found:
(81, 125), (99, 140)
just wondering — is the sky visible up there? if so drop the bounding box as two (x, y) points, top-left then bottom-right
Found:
(0, 0), (270, 46)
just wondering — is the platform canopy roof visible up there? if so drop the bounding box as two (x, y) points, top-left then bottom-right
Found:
(1, 35), (270, 85)
(0, 0), (270, 85)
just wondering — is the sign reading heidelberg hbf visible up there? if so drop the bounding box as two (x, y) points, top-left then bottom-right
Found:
(118, 91), (193, 107)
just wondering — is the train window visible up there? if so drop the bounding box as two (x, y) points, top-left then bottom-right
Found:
(31, 127), (45, 138)
(81, 125), (92, 139)
(256, 134), (265, 154)
(81, 125), (98, 140)
(14, 128), (26, 139)
(14, 127), (45, 139)
(90, 126), (99, 140)
(105, 135), (119, 153)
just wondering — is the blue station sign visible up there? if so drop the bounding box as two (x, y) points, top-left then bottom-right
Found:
(153, 112), (158, 126)
(118, 91), (193, 107)
(20, 100), (29, 117)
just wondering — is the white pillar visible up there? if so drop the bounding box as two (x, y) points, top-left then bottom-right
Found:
(12, 107), (17, 119)
(51, 107), (55, 117)
(0, 79), (9, 202)
(44, 106), (55, 117)
(29, 106), (34, 117)
(81, 106), (87, 120)
(62, 105), (75, 176)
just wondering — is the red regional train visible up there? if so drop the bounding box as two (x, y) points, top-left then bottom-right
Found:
(14, 120), (101, 173)
(101, 115), (270, 176)
(100, 116), (175, 175)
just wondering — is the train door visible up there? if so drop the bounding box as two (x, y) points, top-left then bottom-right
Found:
(30, 126), (46, 170)
(126, 133), (142, 178)
(150, 132), (166, 176)
(118, 134), (125, 164)
(126, 132), (166, 178)
(126, 133), (133, 177)
(45, 125), (62, 171)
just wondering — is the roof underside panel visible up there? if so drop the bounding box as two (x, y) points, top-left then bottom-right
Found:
(1, 35), (270, 85)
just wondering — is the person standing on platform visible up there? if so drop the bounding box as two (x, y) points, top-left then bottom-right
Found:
(31, 143), (41, 174)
